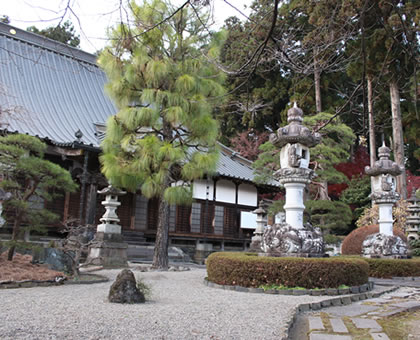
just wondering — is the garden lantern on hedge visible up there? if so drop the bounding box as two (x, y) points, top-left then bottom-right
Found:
(363, 142), (407, 257)
(260, 104), (324, 256)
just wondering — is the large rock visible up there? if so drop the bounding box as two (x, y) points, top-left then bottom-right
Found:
(362, 233), (408, 257)
(108, 269), (145, 304)
(32, 247), (74, 274)
(262, 222), (324, 256)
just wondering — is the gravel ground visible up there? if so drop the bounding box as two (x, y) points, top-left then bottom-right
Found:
(0, 266), (347, 340)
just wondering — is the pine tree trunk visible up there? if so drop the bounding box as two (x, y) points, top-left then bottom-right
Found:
(367, 75), (376, 167)
(314, 51), (322, 113)
(152, 179), (170, 270)
(367, 75), (376, 199)
(7, 215), (22, 261)
(389, 79), (407, 199)
(318, 180), (330, 200)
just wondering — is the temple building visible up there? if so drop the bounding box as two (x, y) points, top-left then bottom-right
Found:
(0, 22), (278, 253)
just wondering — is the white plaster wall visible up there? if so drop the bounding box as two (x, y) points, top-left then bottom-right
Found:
(192, 179), (214, 200)
(240, 211), (257, 229)
(215, 179), (236, 204)
(237, 183), (258, 206)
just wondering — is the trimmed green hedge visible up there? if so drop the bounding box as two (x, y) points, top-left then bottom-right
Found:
(206, 252), (369, 289)
(362, 258), (420, 278)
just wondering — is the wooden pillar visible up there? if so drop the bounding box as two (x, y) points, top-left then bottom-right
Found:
(63, 192), (70, 223)
(79, 150), (89, 224)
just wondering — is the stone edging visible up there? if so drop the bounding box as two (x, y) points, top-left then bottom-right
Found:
(283, 285), (399, 340)
(203, 278), (374, 296)
(64, 274), (109, 285)
(0, 274), (108, 289)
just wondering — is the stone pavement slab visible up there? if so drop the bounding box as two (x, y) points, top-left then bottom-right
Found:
(310, 333), (352, 340)
(330, 318), (348, 333)
(389, 301), (420, 309)
(351, 317), (382, 330)
(370, 332), (391, 340)
(308, 316), (325, 330)
(324, 303), (379, 317)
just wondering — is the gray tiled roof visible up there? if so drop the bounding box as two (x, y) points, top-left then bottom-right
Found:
(0, 22), (116, 147)
(0, 23), (278, 186)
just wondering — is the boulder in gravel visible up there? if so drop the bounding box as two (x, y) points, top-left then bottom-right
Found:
(108, 269), (145, 304)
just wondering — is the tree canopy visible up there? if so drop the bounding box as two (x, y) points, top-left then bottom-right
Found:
(99, 0), (226, 269)
(27, 20), (80, 47)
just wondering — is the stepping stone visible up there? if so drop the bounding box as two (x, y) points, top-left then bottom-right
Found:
(310, 333), (351, 340)
(308, 316), (325, 330)
(370, 332), (391, 340)
(325, 304), (378, 317)
(351, 318), (382, 330)
(389, 301), (420, 309)
(330, 318), (348, 333)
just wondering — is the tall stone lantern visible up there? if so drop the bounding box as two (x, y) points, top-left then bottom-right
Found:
(363, 143), (407, 257)
(88, 184), (128, 267)
(407, 188), (420, 241)
(261, 104), (324, 256)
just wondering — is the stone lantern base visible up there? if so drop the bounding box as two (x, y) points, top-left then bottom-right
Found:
(87, 231), (128, 268)
(260, 222), (324, 257)
(362, 233), (408, 258)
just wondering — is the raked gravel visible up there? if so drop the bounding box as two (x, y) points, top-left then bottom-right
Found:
(1, 265), (343, 340)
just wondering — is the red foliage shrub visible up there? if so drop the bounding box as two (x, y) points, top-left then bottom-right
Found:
(206, 252), (369, 289)
(329, 146), (370, 198)
(341, 224), (407, 255)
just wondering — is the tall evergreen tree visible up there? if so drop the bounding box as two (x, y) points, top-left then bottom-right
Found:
(99, 0), (226, 269)
(0, 134), (77, 261)
(27, 20), (80, 47)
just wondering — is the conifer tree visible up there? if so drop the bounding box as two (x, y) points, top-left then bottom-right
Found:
(0, 134), (77, 261)
(99, 0), (226, 269)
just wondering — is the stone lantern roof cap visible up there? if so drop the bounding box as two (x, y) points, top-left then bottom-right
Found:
(269, 103), (321, 148)
(97, 184), (126, 196)
(365, 142), (403, 177)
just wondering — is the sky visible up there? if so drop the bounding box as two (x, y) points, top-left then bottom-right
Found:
(0, 0), (252, 53)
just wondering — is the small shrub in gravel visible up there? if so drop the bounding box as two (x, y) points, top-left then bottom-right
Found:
(341, 224), (406, 255)
(206, 252), (369, 289)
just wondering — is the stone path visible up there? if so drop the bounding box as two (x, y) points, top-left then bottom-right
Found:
(292, 286), (420, 340)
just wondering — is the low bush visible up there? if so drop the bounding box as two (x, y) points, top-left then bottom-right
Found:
(362, 258), (420, 278)
(206, 252), (369, 289)
(341, 224), (406, 255)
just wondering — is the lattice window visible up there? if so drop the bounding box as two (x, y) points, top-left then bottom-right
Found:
(223, 206), (238, 238)
(201, 202), (214, 234)
(214, 205), (224, 235)
(176, 205), (191, 233)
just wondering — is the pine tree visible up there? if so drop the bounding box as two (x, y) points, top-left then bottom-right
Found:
(27, 21), (80, 47)
(0, 134), (77, 261)
(99, 0), (226, 269)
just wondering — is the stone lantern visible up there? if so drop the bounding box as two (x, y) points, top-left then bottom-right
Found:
(88, 184), (128, 267)
(407, 188), (420, 242)
(250, 201), (267, 250)
(261, 104), (324, 256)
(363, 142), (407, 257)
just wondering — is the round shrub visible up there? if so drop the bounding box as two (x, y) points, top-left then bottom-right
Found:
(341, 224), (407, 255)
(206, 252), (369, 289)
(363, 258), (420, 278)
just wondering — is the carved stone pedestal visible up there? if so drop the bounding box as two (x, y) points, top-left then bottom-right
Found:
(88, 232), (128, 267)
(362, 233), (408, 258)
(261, 222), (324, 256)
